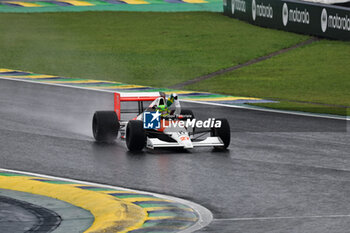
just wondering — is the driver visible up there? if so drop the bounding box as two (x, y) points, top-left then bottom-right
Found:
(167, 93), (180, 116)
(155, 93), (180, 117)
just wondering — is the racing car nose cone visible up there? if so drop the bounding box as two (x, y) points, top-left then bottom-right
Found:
(172, 132), (193, 149)
(183, 139), (194, 149)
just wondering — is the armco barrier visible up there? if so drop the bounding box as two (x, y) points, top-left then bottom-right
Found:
(223, 0), (350, 40)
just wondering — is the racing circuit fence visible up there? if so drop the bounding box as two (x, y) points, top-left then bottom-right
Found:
(223, 0), (350, 40)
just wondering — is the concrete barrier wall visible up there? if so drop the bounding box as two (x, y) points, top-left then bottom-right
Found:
(223, 0), (350, 40)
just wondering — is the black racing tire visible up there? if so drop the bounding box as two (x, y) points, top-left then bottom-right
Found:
(126, 120), (146, 151)
(211, 118), (230, 150)
(92, 111), (120, 143)
(180, 109), (195, 120)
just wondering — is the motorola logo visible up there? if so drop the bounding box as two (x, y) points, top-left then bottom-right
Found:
(282, 3), (288, 26)
(321, 8), (328, 32)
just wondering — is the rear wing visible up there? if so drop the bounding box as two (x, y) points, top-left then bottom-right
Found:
(114, 92), (161, 119)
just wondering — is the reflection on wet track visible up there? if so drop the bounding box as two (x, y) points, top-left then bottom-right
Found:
(0, 78), (349, 232)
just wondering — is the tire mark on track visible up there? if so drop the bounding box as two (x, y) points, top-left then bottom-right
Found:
(169, 37), (320, 89)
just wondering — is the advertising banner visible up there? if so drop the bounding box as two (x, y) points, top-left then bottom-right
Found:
(223, 0), (350, 40)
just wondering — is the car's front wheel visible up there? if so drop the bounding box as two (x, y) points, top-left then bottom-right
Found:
(211, 118), (230, 150)
(126, 120), (146, 151)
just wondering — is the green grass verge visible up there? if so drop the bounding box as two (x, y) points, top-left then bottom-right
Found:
(248, 102), (349, 116)
(0, 12), (307, 87)
(186, 40), (350, 113)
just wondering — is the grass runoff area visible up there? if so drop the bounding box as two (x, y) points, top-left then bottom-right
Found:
(187, 39), (350, 116)
(0, 12), (306, 87)
(0, 12), (348, 115)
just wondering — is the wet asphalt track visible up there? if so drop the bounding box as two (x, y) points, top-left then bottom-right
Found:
(0, 78), (350, 233)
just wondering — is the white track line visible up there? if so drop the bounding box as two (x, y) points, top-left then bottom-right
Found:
(0, 168), (213, 233)
(215, 214), (350, 221)
(0, 76), (348, 121)
(181, 99), (349, 121)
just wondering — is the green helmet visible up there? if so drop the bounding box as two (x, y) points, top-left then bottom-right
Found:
(157, 105), (167, 111)
(157, 105), (168, 116)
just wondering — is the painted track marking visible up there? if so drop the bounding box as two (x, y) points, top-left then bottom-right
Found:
(215, 214), (350, 221)
(0, 168), (213, 233)
(0, 171), (146, 233)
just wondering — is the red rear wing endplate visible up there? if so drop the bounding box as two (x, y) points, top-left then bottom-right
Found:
(114, 92), (160, 119)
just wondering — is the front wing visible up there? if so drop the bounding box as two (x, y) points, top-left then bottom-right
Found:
(146, 136), (224, 149)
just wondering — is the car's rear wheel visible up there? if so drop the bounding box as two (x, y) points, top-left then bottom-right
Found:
(211, 118), (230, 150)
(126, 120), (146, 151)
(92, 111), (120, 143)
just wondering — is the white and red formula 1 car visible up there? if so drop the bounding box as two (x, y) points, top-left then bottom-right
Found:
(92, 92), (230, 151)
